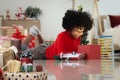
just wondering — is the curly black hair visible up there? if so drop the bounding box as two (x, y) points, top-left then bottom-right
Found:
(62, 9), (93, 31)
(62, 10), (93, 44)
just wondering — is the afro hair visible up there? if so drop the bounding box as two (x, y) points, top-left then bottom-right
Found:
(62, 10), (93, 31)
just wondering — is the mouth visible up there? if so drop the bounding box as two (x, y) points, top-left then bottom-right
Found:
(73, 36), (79, 39)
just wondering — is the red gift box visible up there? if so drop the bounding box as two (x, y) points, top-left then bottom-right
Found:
(36, 65), (43, 72)
(77, 45), (100, 59)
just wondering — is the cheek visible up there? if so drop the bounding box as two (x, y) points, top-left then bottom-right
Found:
(72, 32), (83, 38)
(79, 32), (83, 36)
(71, 32), (78, 36)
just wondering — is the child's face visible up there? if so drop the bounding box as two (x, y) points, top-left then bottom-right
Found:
(70, 27), (84, 39)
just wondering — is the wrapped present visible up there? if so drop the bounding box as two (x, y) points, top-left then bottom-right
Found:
(77, 45), (101, 59)
(0, 48), (15, 68)
(2, 71), (47, 80)
(0, 26), (27, 46)
(0, 36), (11, 48)
(20, 63), (33, 72)
(36, 65), (43, 72)
(0, 27), (15, 36)
(5, 60), (21, 73)
(0, 36), (21, 51)
(11, 27), (27, 44)
(11, 26), (36, 49)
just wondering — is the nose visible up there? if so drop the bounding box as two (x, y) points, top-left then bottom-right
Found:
(75, 33), (83, 39)
(78, 32), (83, 37)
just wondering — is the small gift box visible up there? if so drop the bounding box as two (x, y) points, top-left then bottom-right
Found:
(36, 65), (43, 72)
(0, 27), (15, 36)
(20, 63), (33, 72)
(0, 48), (15, 68)
(6, 60), (21, 73)
(0, 36), (11, 48)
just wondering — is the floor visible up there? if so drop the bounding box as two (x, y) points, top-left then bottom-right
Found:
(33, 59), (120, 80)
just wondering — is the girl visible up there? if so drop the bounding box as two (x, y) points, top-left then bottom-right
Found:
(21, 10), (93, 60)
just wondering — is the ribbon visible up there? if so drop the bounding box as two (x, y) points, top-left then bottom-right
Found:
(11, 27), (27, 40)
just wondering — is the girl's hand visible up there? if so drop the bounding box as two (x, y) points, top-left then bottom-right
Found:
(79, 53), (86, 59)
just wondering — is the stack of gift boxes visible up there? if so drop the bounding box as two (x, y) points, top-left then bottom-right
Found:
(0, 26), (27, 49)
(0, 26), (36, 49)
(0, 26), (47, 80)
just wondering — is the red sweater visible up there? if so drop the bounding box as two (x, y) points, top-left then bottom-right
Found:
(45, 31), (81, 59)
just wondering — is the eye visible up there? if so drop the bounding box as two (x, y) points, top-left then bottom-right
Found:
(79, 27), (83, 30)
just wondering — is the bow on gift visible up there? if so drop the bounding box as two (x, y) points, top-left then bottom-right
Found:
(11, 27), (27, 40)
(12, 26), (35, 48)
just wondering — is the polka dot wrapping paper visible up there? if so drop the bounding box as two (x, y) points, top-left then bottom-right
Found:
(2, 71), (47, 80)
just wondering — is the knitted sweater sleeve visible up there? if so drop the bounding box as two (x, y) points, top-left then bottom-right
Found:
(55, 33), (66, 55)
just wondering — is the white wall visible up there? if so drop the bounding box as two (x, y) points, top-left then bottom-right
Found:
(98, 0), (120, 15)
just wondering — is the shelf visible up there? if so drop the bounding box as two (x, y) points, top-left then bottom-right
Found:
(2, 19), (40, 29)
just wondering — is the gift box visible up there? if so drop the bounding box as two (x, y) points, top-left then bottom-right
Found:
(2, 71), (47, 80)
(0, 36), (21, 49)
(20, 63), (33, 72)
(0, 27), (14, 36)
(0, 48), (15, 68)
(6, 60), (21, 73)
(0, 26), (37, 48)
(77, 45), (101, 59)
(36, 65), (43, 72)
(0, 36), (12, 48)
